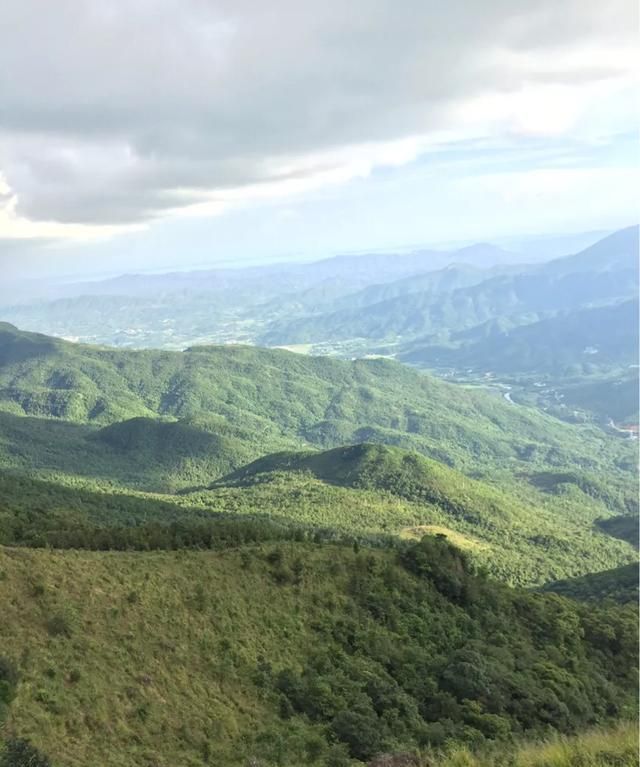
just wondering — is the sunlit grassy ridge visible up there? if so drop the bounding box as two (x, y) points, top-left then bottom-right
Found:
(422, 721), (638, 767)
(1, 445), (636, 587)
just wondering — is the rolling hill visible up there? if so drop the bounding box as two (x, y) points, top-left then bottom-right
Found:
(0, 325), (635, 584)
(0, 322), (634, 482)
(0, 323), (637, 588)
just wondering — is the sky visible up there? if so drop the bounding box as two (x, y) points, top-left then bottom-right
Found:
(0, 0), (638, 279)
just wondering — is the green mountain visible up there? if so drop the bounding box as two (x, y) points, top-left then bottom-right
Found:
(401, 299), (639, 375)
(0, 536), (637, 766)
(0, 322), (633, 481)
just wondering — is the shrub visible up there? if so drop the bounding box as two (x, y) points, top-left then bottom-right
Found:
(0, 657), (19, 708)
(0, 739), (52, 767)
(46, 612), (72, 638)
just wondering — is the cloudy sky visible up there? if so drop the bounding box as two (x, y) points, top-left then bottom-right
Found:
(1, 0), (637, 278)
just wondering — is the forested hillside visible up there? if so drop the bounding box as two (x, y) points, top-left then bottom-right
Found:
(542, 563), (639, 604)
(0, 324), (637, 592)
(0, 322), (633, 481)
(0, 537), (637, 766)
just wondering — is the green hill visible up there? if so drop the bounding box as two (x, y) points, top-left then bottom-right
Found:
(0, 535), (637, 766)
(0, 441), (636, 587)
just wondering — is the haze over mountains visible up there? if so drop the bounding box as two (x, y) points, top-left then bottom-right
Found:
(1, 0), (638, 763)
(3, 225), (637, 428)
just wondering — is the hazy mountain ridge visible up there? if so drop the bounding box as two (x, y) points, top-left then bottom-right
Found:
(262, 227), (638, 346)
(0, 235), (600, 349)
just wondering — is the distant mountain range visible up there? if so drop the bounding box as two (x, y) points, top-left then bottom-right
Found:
(2, 228), (636, 362)
(262, 226), (638, 346)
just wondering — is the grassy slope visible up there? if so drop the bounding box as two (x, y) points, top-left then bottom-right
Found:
(0, 542), (637, 767)
(427, 721), (638, 767)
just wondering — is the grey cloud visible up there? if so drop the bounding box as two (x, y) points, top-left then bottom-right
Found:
(0, 0), (635, 225)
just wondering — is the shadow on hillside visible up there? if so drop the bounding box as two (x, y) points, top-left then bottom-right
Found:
(0, 323), (60, 364)
(596, 515), (640, 550)
(0, 411), (249, 492)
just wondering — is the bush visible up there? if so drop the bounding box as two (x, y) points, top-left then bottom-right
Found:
(0, 657), (19, 708)
(0, 739), (52, 767)
(46, 612), (72, 638)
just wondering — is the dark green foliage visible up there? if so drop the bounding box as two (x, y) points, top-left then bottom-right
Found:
(0, 656), (18, 723)
(45, 613), (72, 638)
(400, 534), (476, 602)
(597, 515), (640, 549)
(261, 538), (638, 761)
(0, 739), (51, 767)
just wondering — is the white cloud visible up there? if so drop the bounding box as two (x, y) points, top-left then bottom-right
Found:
(0, 0), (636, 239)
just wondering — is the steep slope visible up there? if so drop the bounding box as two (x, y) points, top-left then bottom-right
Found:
(0, 538), (637, 766)
(538, 225), (639, 277)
